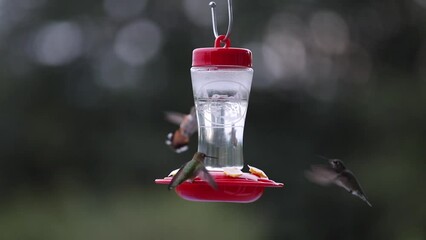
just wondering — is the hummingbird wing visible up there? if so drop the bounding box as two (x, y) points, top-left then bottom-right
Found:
(305, 164), (339, 186)
(196, 165), (218, 190)
(180, 115), (198, 137)
(164, 111), (186, 125)
(168, 161), (195, 190)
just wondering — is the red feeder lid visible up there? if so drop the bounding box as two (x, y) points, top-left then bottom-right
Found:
(192, 35), (252, 67)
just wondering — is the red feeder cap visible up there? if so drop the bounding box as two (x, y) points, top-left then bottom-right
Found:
(192, 35), (252, 67)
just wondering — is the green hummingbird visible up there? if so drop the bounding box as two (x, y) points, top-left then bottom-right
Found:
(168, 152), (218, 190)
(305, 157), (372, 207)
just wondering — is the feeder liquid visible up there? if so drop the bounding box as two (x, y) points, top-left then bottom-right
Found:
(192, 67), (252, 170)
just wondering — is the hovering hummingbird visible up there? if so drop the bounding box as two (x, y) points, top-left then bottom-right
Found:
(168, 152), (218, 190)
(305, 157), (372, 207)
(164, 107), (198, 153)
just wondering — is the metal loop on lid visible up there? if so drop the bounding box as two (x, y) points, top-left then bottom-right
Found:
(214, 35), (231, 48)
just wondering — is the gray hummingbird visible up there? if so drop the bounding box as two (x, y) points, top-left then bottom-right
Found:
(164, 107), (198, 153)
(168, 152), (218, 190)
(305, 157), (372, 207)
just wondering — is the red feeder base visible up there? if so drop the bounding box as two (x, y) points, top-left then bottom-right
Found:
(155, 171), (283, 203)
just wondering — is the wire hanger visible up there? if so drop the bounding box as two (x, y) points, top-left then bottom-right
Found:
(209, 0), (233, 41)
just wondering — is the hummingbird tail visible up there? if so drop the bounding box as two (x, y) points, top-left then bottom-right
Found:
(359, 194), (373, 207)
(364, 198), (373, 207)
(168, 179), (181, 190)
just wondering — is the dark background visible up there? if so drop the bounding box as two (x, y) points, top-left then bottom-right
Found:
(0, 0), (425, 239)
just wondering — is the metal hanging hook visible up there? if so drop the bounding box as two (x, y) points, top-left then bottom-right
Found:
(209, 0), (233, 41)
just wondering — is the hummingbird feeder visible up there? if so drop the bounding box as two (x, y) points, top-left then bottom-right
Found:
(155, 0), (283, 203)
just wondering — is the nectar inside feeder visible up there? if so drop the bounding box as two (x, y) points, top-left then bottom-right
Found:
(155, 0), (283, 203)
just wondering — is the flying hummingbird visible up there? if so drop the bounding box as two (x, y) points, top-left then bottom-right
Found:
(305, 157), (372, 207)
(165, 107), (198, 153)
(168, 152), (218, 190)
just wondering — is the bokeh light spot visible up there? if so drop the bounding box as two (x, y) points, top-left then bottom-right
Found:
(263, 13), (307, 83)
(310, 11), (349, 55)
(32, 21), (83, 66)
(114, 19), (162, 66)
(95, 51), (143, 90)
(263, 34), (307, 81)
(103, 0), (147, 20)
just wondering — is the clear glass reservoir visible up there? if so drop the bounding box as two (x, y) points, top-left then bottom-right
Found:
(191, 67), (253, 170)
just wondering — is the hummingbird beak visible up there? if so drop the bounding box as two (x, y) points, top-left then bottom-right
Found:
(205, 155), (218, 159)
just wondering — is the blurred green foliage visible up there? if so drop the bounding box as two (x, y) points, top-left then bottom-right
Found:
(0, 187), (267, 239)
